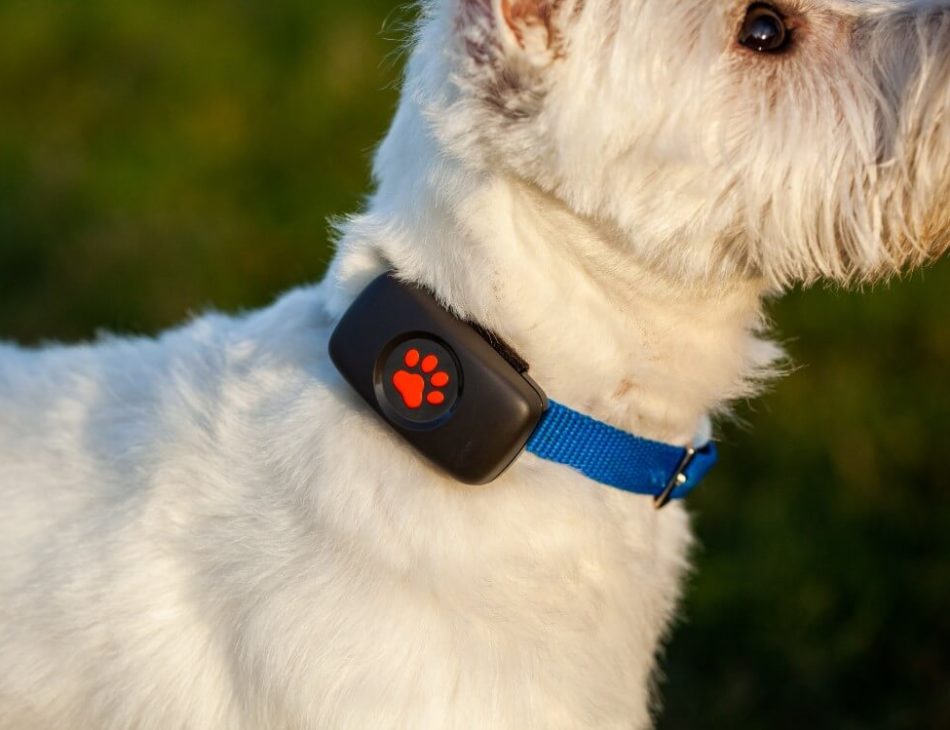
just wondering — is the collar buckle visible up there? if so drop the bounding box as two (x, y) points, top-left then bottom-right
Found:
(654, 447), (697, 510)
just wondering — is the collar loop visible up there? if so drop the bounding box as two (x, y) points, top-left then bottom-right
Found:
(526, 401), (718, 508)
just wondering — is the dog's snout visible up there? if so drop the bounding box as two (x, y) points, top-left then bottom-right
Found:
(854, 8), (950, 153)
(849, 5), (950, 263)
(858, 7), (950, 87)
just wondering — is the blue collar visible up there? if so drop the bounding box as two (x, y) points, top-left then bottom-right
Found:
(526, 401), (718, 508)
(329, 271), (717, 506)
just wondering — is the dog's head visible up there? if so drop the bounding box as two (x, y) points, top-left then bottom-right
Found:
(402, 0), (950, 286)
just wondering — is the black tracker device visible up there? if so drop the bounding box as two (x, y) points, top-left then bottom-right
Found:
(329, 273), (549, 484)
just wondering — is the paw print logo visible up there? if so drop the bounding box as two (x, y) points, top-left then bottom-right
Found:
(392, 348), (451, 409)
(378, 337), (460, 422)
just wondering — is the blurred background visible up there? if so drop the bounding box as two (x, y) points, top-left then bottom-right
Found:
(0, 1), (947, 727)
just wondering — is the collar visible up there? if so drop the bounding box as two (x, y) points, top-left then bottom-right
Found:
(526, 401), (717, 508)
(329, 272), (717, 508)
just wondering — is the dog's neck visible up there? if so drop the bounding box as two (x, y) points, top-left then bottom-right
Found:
(327, 105), (780, 447)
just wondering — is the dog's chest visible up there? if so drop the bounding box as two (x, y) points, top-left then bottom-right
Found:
(208, 383), (694, 728)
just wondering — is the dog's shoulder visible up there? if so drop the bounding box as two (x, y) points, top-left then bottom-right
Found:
(0, 281), (340, 551)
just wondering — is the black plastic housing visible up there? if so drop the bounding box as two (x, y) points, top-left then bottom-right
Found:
(329, 273), (548, 485)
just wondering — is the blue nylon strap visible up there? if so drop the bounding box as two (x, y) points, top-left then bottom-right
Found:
(526, 401), (717, 501)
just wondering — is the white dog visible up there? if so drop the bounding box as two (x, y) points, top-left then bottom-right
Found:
(1, 0), (947, 727)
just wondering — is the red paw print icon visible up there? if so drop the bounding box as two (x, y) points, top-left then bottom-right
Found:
(379, 338), (460, 423)
(392, 349), (451, 409)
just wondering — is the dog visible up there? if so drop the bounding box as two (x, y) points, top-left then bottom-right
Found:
(1, 0), (948, 727)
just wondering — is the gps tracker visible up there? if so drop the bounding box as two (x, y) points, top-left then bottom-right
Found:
(328, 273), (549, 485)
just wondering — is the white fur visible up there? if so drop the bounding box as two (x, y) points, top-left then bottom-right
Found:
(1, 0), (947, 727)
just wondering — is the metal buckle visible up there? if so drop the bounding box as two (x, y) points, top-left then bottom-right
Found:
(654, 447), (697, 510)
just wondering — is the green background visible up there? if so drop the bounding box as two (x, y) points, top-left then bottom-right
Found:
(1, 1), (947, 727)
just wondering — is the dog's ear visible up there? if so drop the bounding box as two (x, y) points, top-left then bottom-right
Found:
(461, 0), (574, 68)
(500, 0), (559, 59)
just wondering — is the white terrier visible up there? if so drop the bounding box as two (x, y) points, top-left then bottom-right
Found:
(1, 0), (948, 728)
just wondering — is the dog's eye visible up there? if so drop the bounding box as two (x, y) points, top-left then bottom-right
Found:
(739, 4), (791, 53)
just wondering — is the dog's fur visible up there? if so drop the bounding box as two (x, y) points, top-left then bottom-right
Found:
(1, 0), (948, 727)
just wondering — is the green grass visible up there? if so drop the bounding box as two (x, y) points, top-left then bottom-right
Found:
(1, 2), (947, 727)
